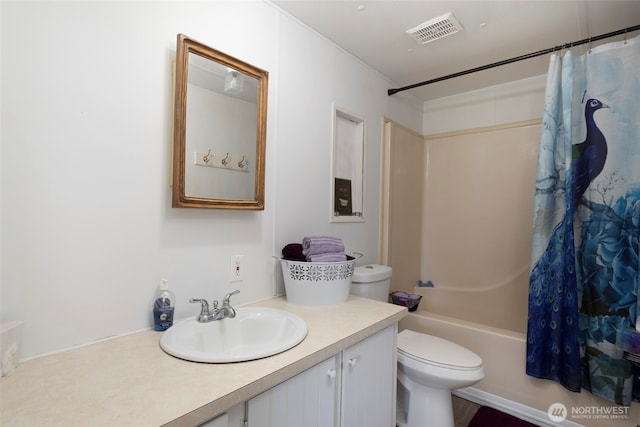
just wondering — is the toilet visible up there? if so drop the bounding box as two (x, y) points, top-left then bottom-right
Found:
(350, 264), (392, 301)
(396, 329), (484, 427)
(351, 264), (485, 427)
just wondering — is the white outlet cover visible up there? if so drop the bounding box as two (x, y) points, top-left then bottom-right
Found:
(230, 255), (244, 282)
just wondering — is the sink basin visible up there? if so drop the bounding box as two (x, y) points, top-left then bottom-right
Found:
(160, 307), (307, 363)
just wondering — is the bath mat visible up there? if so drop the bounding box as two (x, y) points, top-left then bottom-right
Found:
(468, 406), (538, 427)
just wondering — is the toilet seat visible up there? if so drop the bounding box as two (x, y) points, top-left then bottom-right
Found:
(397, 329), (482, 371)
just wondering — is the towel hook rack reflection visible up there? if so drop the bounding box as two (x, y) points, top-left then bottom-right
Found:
(203, 149), (213, 164)
(237, 155), (248, 169)
(221, 152), (230, 166)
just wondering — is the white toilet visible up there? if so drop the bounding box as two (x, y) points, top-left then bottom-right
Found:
(350, 264), (393, 301)
(396, 329), (484, 427)
(351, 265), (485, 427)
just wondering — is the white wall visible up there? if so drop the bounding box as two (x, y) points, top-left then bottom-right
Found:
(423, 74), (547, 135)
(0, 1), (423, 359)
(273, 14), (403, 267)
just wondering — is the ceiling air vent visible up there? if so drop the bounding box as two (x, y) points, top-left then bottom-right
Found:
(406, 12), (463, 44)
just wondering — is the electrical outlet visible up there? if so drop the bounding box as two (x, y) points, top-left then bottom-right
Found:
(230, 255), (244, 282)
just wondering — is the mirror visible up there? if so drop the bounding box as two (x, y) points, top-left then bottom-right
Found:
(331, 105), (365, 222)
(172, 34), (268, 209)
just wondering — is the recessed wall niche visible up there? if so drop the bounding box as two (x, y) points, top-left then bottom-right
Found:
(331, 105), (365, 223)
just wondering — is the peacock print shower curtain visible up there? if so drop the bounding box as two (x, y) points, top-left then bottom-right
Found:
(526, 35), (640, 406)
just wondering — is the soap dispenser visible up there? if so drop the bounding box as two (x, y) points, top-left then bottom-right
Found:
(153, 278), (175, 331)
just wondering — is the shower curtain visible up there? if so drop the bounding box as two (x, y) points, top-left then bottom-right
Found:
(526, 35), (640, 406)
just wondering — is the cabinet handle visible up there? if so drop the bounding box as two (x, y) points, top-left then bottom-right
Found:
(327, 368), (337, 379)
(348, 357), (358, 368)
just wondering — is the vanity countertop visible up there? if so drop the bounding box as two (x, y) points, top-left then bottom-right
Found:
(1, 295), (407, 426)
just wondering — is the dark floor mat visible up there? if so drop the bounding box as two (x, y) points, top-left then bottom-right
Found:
(468, 406), (539, 427)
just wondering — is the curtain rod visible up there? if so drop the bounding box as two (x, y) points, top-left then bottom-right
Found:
(387, 24), (640, 96)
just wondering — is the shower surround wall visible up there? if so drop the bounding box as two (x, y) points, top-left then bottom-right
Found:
(417, 121), (541, 334)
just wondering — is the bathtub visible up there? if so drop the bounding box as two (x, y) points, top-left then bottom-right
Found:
(398, 311), (640, 427)
(411, 265), (529, 335)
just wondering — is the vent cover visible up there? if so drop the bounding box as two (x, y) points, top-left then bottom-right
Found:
(406, 12), (463, 44)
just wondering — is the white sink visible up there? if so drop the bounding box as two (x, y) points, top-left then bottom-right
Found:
(160, 307), (308, 363)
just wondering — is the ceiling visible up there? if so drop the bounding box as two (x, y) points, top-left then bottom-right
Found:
(272, 1), (640, 101)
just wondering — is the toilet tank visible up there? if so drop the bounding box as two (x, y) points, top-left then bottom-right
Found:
(351, 264), (392, 302)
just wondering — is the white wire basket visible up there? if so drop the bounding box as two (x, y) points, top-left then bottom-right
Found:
(280, 258), (356, 306)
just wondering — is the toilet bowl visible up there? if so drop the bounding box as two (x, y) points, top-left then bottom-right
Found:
(396, 329), (484, 427)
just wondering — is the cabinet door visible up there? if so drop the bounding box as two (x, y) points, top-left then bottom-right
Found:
(199, 402), (245, 427)
(198, 412), (229, 427)
(341, 325), (396, 427)
(247, 356), (338, 427)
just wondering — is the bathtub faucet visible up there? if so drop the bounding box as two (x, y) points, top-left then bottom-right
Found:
(189, 290), (240, 322)
(417, 280), (435, 288)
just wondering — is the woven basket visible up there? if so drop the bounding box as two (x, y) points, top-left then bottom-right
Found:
(280, 258), (356, 306)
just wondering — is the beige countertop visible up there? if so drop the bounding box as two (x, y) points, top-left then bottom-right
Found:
(1, 295), (407, 427)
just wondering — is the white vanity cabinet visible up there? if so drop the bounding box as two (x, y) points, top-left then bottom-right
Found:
(340, 324), (396, 426)
(247, 356), (339, 426)
(246, 324), (397, 427)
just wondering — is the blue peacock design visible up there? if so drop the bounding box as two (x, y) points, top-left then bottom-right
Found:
(570, 99), (610, 207)
(526, 98), (609, 392)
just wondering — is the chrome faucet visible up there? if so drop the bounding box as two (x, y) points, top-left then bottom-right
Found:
(190, 290), (240, 323)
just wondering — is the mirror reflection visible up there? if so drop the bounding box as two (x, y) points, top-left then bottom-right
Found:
(173, 34), (268, 209)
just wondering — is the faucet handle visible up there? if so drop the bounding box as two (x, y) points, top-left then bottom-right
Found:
(222, 289), (240, 306)
(189, 298), (210, 315)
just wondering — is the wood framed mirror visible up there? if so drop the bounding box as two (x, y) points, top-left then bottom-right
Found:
(172, 34), (268, 209)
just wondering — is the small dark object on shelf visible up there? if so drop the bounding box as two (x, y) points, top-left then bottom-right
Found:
(389, 291), (422, 312)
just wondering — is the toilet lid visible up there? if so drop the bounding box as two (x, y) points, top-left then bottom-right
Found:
(397, 329), (482, 370)
(352, 264), (392, 282)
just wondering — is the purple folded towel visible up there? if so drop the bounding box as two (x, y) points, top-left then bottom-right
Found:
(302, 236), (345, 256)
(306, 252), (347, 263)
